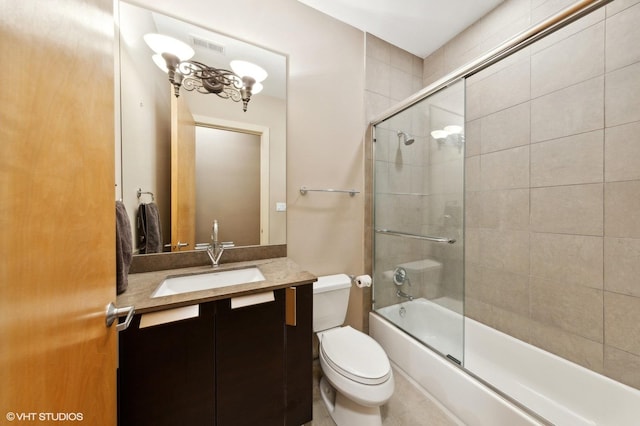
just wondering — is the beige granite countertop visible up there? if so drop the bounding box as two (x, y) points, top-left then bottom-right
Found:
(117, 257), (317, 314)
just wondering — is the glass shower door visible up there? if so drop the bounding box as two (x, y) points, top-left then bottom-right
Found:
(372, 80), (465, 363)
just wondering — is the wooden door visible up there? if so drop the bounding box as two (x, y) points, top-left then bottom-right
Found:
(170, 95), (196, 251)
(0, 0), (116, 424)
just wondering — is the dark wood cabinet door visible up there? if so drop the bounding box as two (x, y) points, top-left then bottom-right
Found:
(285, 284), (313, 425)
(118, 303), (216, 426)
(215, 290), (285, 426)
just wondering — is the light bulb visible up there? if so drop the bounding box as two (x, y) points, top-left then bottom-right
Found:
(151, 54), (168, 73)
(143, 33), (194, 61)
(444, 125), (463, 134)
(251, 82), (263, 95)
(431, 130), (449, 139)
(230, 60), (268, 82)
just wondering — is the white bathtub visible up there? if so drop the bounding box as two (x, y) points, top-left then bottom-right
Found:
(371, 298), (640, 425)
(376, 298), (464, 362)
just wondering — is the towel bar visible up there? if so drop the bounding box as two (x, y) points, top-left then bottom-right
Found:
(299, 186), (359, 196)
(136, 188), (155, 201)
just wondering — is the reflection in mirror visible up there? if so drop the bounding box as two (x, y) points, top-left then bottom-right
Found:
(118, 1), (287, 255)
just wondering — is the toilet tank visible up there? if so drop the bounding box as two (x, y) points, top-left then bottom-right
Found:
(313, 274), (351, 332)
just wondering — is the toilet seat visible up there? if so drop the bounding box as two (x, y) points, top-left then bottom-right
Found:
(320, 326), (391, 385)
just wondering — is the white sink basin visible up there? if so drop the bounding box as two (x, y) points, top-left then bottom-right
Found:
(151, 267), (265, 298)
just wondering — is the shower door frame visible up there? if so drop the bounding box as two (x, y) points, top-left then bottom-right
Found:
(367, 0), (614, 350)
(369, 0), (612, 129)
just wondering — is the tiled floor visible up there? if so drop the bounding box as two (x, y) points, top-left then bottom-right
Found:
(306, 361), (463, 426)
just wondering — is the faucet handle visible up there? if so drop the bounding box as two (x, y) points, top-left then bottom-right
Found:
(221, 241), (235, 248)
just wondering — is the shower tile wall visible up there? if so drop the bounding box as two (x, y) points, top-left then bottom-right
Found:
(365, 34), (424, 121)
(365, 35), (427, 310)
(461, 0), (640, 389)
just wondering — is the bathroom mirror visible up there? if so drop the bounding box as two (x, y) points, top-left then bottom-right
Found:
(118, 1), (287, 253)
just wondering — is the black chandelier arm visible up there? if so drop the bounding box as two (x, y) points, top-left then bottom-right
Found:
(166, 59), (253, 111)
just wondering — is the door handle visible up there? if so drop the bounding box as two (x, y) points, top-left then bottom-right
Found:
(106, 302), (135, 332)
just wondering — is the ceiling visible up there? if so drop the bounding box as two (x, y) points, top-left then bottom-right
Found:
(297, 0), (504, 58)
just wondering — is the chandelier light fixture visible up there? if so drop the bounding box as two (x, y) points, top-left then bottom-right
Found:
(143, 33), (267, 112)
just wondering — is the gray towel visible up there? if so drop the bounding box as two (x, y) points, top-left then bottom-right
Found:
(116, 201), (133, 294)
(137, 202), (163, 254)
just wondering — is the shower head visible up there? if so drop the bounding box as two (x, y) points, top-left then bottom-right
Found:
(397, 130), (415, 146)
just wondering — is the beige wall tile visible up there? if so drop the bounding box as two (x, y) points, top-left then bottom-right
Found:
(464, 118), (481, 157)
(479, 229), (530, 274)
(465, 266), (529, 313)
(531, 21), (605, 98)
(530, 184), (604, 236)
(531, 0), (575, 22)
(531, 233), (604, 289)
(605, 121), (640, 182)
(430, 158), (463, 195)
(466, 58), (531, 121)
(604, 346), (640, 390)
(465, 298), (532, 342)
(390, 46), (415, 75)
(465, 228), (480, 265)
(390, 67), (415, 102)
(605, 61), (640, 127)
(366, 34), (391, 63)
(480, 145), (530, 190)
(529, 320), (604, 372)
(604, 237), (640, 297)
(422, 47), (444, 87)
(532, 7), (605, 54)
(467, 46), (531, 87)
(365, 91), (392, 122)
(480, 189), (530, 231)
(530, 276), (604, 342)
(605, 291), (640, 355)
(480, 102), (530, 154)
(530, 130), (604, 187)
(606, 0), (640, 16)
(465, 155), (481, 192)
(366, 57), (391, 97)
(531, 76), (604, 142)
(605, 180), (640, 238)
(412, 56), (423, 79)
(605, 3), (640, 72)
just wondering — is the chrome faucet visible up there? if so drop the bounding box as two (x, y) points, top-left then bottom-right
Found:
(393, 266), (413, 301)
(206, 220), (234, 267)
(396, 289), (414, 301)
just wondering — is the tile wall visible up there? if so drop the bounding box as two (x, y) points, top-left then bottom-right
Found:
(459, 0), (640, 389)
(364, 35), (424, 326)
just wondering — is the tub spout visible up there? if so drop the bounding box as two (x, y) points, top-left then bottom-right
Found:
(396, 289), (414, 301)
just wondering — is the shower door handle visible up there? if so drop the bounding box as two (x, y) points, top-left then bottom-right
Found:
(375, 228), (456, 244)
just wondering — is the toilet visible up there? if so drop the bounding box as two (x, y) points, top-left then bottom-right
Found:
(313, 274), (394, 426)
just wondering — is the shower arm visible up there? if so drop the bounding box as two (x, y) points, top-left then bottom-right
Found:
(375, 228), (456, 244)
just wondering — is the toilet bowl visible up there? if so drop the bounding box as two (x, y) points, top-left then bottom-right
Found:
(314, 274), (394, 426)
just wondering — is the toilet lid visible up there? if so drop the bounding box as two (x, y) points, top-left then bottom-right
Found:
(321, 326), (391, 385)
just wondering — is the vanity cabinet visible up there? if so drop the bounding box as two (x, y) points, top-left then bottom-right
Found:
(118, 283), (313, 426)
(118, 303), (216, 426)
